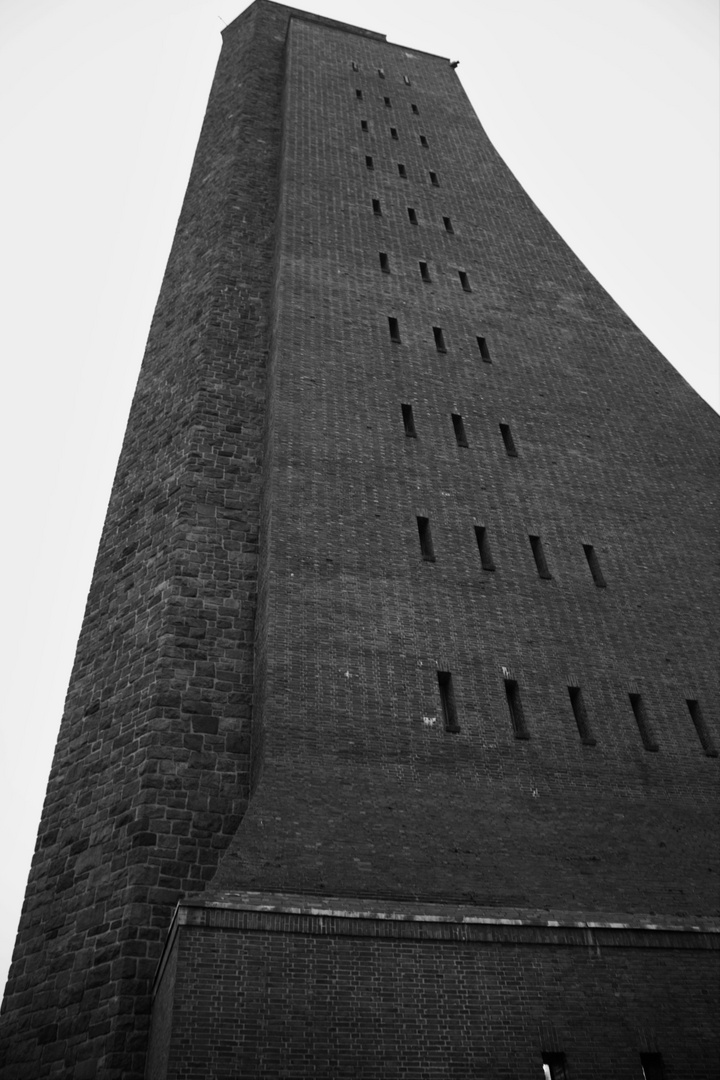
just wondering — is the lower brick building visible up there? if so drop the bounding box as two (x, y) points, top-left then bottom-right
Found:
(1, 3), (718, 1077)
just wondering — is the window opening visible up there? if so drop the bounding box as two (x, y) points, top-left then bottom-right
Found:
(432, 326), (446, 353)
(459, 270), (472, 292)
(686, 699), (717, 756)
(629, 693), (659, 752)
(401, 404), (417, 438)
(542, 1053), (568, 1080)
(411, 103), (420, 114)
(529, 535), (552, 579)
(505, 679), (529, 739)
(388, 317), (401, 343)
(419, 261), (431, 282)
(437, 671), (460, 732)
(500, 423), (518, 457)
(417, 516), (435, 562)
(365, 155), (374, 170)
(361, 119), (368, 132)
(404, 75), (411, 85)
(378, 68), (385, 78)
(398, 163), (407, 177)
(443, 216), (454, 233)
(384, 96), (392, 107)
(390, 127), (399, 140)
(568, 686), (596, 745)
(379, 251), (390, 274)
(474, 526), (495, 571)
(583, 544), (607, 587)
(356, 89), (363, 99)
(429, 171), (440, 186)
(477, 336), (491, 361)
(451, 413), (468, 448)
(640, 1053), (665, 1080)
(351, 62), (359, 72)
(408, 207), (418, 225)
(372, 198), (382, 216)
(419, 134), (429, 147)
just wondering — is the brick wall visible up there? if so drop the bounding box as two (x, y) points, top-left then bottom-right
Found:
(211, 16), (719, 916)
(151, 897), (720, 1080)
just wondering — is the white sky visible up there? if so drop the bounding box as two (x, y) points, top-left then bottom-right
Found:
(0, 0), (717, 999)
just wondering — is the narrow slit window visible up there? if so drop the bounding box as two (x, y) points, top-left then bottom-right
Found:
(687, 699), (717, 756)
(477, 336), (491, 362)
(356, 89), (363, 100)
(390, 127), (399, 140)
(640, 1053), (665, 1080)
(417, 516), (435, 562)
(372, 198), (382, 216)
(388, 317), (401, 343)
(451, 413), (468, 448)
(351, 62), (359, 72)
(542, 1053), (568, 1080)
(583, 544), (607, 588)
(419, 134), (429, 147)
(407, 207), (418, 225)
(432, 326), (447, 353)
(384, 96), (392, 107)
(443, 215), (454, 233)
(500, 423), (518, 457)
(429, 170), (440, 186)
(419, 261), (431, 282)
(529, 535), (552, 579)
(458, 270), (472, 292)
(365, 155), (374, 170)
(398, 163), (407, 178)
(629, 693), (659, 752)
(378, 68), (385, 79)
(437, 671), (460, 732)
(568, 686), (596, 745)
(404, 74), (411, 86)
(401, 403), (417, 438)
(505, 679), (529, 739)
(411, 103), (420, 114)
(361, 119), (368, 132)
(379, 251), (390, 274)
(474, 526), (495, 571)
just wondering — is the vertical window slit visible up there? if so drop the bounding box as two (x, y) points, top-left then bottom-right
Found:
(408, 207), (418, 225)
(505, 679), (529, 739)
(687, 699), (717, 756)
(451, 413), (468, 448)
(500, 423), (518, 456)
(361, 119), (368, 132)
(419, 261), (431, 282)
(474, 526), (495, 571)
(458, 270), (472, 292)
(365, 155), (374, 170)
(529, 535), (552, 579)
(356, 89), (363, 100)
(372, 198), (382, 216)
(437, 671), (460, 732)
(379, 251), (390, 274)
(429, 170), (440, 186)
(568, 686), (596, 745)
(477, 336), (491, 361)
(411, 103), (420, 114)
(401, 404), (417, 438)
(390, 127), (399, 140)
(443, 216), (454, 233)
(629, 693), (659, 752)
(398, 163), (407, 177)
(351, 62), (359, 72)
(583, 544), (607, 587)
(384, 96), (391, 107)
(419, 134), (428, 147)
(432, 326), (446, 353)
(640, 1053), (665, 1080)
(417, 516), (435, 562)
(388, 317), (401, 344)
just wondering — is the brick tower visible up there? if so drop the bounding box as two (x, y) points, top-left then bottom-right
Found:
(1, 3), (718, 1078)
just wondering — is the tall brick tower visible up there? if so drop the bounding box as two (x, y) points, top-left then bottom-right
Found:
(1, 3), (718, 1078)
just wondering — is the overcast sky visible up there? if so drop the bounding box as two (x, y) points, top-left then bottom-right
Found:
(0, 0), (717, 998)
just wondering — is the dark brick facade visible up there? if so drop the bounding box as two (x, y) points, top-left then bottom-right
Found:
(1, 2), (718, 1077)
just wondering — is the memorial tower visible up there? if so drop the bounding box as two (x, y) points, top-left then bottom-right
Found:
(1, 3), (718, 1077)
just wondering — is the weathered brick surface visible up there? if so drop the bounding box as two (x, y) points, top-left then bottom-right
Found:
(212, 14), (719, 914)
(2, 2), (719, 1077)
(152, 900), (720, 1079)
